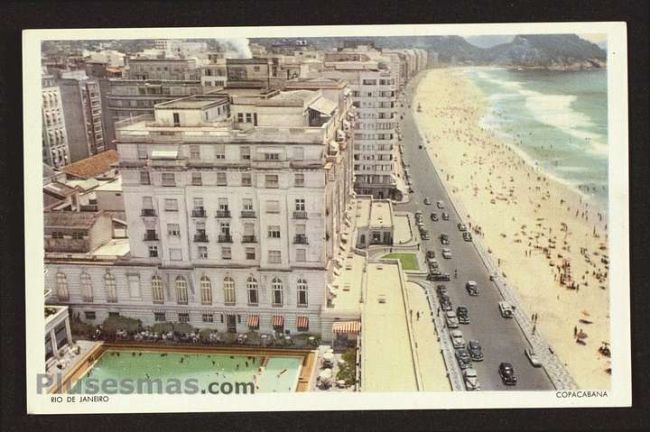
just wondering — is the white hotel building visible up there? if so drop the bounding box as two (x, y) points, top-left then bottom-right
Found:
(45, 85), (354, 337)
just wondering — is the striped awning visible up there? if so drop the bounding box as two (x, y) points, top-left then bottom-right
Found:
(272, 315), (284, 328)
(332, 321), (361, 335)
(296, 316), (309, 330)
(247, 315), (259, 329)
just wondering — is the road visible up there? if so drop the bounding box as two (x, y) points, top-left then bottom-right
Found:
(395, 81), (554, 391)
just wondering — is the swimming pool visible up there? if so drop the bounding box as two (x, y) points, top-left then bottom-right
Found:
(71, 348), (305, 394)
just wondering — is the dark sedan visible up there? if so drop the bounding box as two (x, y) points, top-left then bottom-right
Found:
(499, 362), (517, 385)
(468, 340), (484, 361)
(455, 348), (472, 369)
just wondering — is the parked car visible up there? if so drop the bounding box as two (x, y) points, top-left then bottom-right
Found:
(445, 311), (459, 328)
(468, 340), (484, 361)
(498, 301), (515, 318)
(498, 362), (517, 385)
(424, 198), (432, 205)
(426, 250), (436, 259)
(450, 329), (466, 349)
(456, 306), (470, 324)
(463, 232), (473, 242)
(430, 212), (438, 221)
(436, 285), (448, 296)
(466, 280), (479, 296)
(442, 248), (452, 259)
(525, 348), (542, 367)
(457, 223), (467, 231)
(428, 272), (451, 281)
(436, 200), (445, 209)
(420, 230), (430, 240)
(455, 348), (472, 369)
(440, 234), (449, 245)
(439, 295), (452, 312)
(463, 368), (481, 391)
(427, 257), (439, 268)
(442, 212), (450, 221)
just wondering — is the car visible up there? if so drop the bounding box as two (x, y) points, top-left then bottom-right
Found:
(428, 272), (451, 281)
(445, 311), (459, 328)
(430, 212), (438, 221)
(463, 368), (481, 391)
(427, 257), (439, 268)
(442, 212), (450, 221)
(498, 362), (517, 385)
(428, 262), (440, 271)
(406, 179), (413, 186)
(466, 280), (479, 296)
(436, 285), (448, 296)
(450, 329), (466, 349)
(441, 248), (452, 259)
(439, 295), (452, 312)
(420, 230), (430, 240)
(457, 223), (467, 231)
(467, 340), (484, 361)
(440, 234), (449, 245)
(436, 200), (445, 209)
(416, 220), (424, 228)
(498, 301), (515, 318)
(415, 210), (422, 218)
(426, 250), (436, 259)
(456, 306), (470, 324)
(525, 348), (542, 367)
(455, 348), (472, 369)
(424, 198), (432, 205)
(463, 232), (473, 242)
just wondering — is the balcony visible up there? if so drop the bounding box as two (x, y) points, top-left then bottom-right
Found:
(293, 234), (309, 244)
(241, 210), (256, 218)
(191, 208), (207, 218)
(141, 209), (156, 217)
(143, 233), (159, 241)
(241, 235), (257, 243)
(218, 234), (233, 243)
(215, 210), (231, 218)
(293, 211), (308, 219)
(193, 233), (209, 243)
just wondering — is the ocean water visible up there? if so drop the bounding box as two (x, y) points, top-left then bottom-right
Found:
(464, 67), (608, 211)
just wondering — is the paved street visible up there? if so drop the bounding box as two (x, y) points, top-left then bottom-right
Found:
(396, 85), (554, 391)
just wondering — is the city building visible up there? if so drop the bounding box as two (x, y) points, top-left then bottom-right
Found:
(42, 71), (70, 168)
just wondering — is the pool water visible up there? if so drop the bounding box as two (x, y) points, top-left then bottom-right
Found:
(72, 350), (302, 394)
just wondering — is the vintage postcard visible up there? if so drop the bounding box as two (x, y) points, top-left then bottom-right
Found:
(23, 22), (630, 414)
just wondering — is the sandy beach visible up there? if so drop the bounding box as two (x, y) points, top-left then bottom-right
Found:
(412, 68), (611, 389)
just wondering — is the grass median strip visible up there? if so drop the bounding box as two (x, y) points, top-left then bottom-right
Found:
(382, 253), (419, 270)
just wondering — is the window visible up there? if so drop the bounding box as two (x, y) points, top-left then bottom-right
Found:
(296, 248), (306, 262)
(175, 276), (188, 305)
(221, 247), (232, 260)
(202, 313), (214, 323)
(294, 173), (304, 187)
(297, 278), (308, 306)
(169, 248), (182, 261)
(142, 196), (154, 212)
(137, 145), (148, 160)
(164, 199), (178, 212)
(127, 274), (141, 298)
(247, 277), (258, 305)
(192, 172), (202, 186)
(193, 197), (203, 209)
(190, 145), (200, 160)
(56, 272), (69, 301)
(152, 275), (164, 303)
(72, 231), (84, 240)
(140, 171), (151, 185)
(105, 273), (117, 303)
(217, 172), (227, 186)
(264, 153), (279, 161)
(266, 200), (279, 214)
(162, 172), (176, 187)
(265, 174), (279, 188)
(51, 232), (64, 239)
(84, 311), (96, 320)
(295, 198), (305, 211)
(293, 147), (304, 160)
(237, 113), (244, 122)
(178, 313), (190, 323)
(214, 144), (225, 160)
(242, 198), (253, 211)
(245, 247), (256, 260)
(200, 276), (212, 305)
(241, 172), (252, 186)
(269, 250), (281, 264)
(268, 226), (281, 238)
(198, 246), (208, 259)
(246, 113), (252, 123)
(167, 223), (180, 237)
(240, 146), (250, 160)
(154, 312), (166, 322)
(149, 245), (159, 258)
(272, 277), (283, 306)
(81, 273), (93, 302)
(223, 277), (236, 305)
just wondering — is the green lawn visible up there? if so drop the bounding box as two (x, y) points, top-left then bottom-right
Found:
(381, 253), (419, 270)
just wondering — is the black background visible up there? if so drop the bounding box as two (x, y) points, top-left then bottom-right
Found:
(0, 1), (648, 431)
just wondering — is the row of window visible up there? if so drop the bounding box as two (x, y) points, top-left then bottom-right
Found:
(147, 245), (309, 262)
(147, 197), (306, 214)
(55, 273), (308, 307)
(157, 222), (306, 239)
(141, 171), (304, 188)
(138, 145), (307, 162)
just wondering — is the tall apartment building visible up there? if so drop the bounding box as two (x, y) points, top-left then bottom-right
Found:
(45, 86), (354, 337)
(42, 72), (70, 168)
(57, 70), (106, 162)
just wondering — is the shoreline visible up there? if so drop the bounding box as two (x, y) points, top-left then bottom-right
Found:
(411, 67), (611, 389)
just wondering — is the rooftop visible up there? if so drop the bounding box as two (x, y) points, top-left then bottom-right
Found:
(369, 201), (393, 229)
(44, 210), (105, 229)
(61, 150), (119, 179)
(156, 95), (228, 110)
(43, 182), (77, 199)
